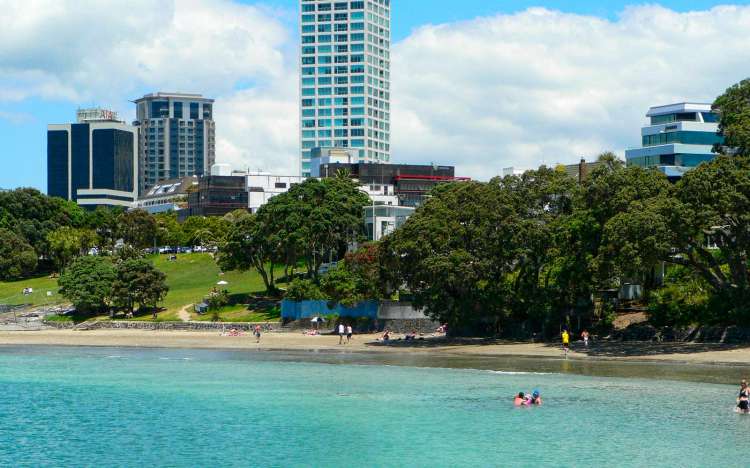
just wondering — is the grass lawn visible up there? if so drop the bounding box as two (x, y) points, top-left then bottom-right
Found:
(0, 253), (275, 322)
(189, 304), (281, 322)
(0, 275), (64, 308)
(150, 253), (268, 313)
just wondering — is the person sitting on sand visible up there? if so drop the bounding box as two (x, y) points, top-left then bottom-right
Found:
(738, 380), (749, 414)
(514, 392), (527, 406)
(382, 330), (391, 342)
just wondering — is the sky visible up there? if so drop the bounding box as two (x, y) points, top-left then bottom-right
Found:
(1, 0), (750, 190)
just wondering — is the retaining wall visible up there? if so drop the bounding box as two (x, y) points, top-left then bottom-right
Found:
(43, 320), (277, 332)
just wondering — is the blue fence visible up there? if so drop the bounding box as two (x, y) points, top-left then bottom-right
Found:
(281, 300), (378, 320)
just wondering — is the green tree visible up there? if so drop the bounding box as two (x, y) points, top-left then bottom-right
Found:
(117, 209), (157, 249)
(218, 213), (278, 293)
(84, 206), (124, 252)
(58, 256), (116, 313)
(46, 227), (97, 270)
(258, 177), (369, 279)
(111, 258), (169, 314)
(0, 188), (86, 262)
(154, 212), (183, 247)
(713, 78), (750, 156)
(0, 228), (38, 280)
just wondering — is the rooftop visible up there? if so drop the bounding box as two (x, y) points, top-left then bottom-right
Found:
(134, 92), (214, 103)
(646, 102), (713, 117)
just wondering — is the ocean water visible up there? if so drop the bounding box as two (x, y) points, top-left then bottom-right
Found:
(0, 347), (748, 468)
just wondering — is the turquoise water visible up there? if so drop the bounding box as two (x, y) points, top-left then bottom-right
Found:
(0, 347), (748, 467)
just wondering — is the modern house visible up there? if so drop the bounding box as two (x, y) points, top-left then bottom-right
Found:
(625, 102), (724, 179)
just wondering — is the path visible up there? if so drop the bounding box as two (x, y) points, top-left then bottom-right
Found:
(177, 304), (193, 322)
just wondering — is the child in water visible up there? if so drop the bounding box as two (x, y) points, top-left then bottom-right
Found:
(514, 392), (527, 406)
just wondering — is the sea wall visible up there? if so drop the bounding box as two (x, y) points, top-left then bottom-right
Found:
(43, 320), (277, 332)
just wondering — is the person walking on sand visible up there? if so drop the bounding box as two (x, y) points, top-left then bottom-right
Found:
(561, 329), (570, 358)
(346, 324), (353, 344)
(254, 325), (262, 343)
(338, 323), (346, 344)
(581, 329), (590, 348)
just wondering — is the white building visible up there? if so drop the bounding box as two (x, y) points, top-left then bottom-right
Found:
(364, 205), (414, 241)
(245, 172), (306, 212)
(134, 176), (198, 214)
(299, 0), (391, 176)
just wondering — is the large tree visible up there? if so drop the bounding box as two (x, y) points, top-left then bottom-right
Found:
(0, 228), (38, 280)
(218, 213), (278, 293)
(257, 176), (369, 279)
(713, 78), (750, 156)
(58, 256), (116, 313)
(117, 209), (157, 249)
(46, 226), (97, 270)
(111, 258), (169, 314)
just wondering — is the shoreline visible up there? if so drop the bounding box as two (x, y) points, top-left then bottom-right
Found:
(2, 329), (750, 367)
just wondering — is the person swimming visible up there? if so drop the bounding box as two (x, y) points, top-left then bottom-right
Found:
(530, 389), (542, 406)
(737, 380), (749, 414)
(514, 392), (527, 406)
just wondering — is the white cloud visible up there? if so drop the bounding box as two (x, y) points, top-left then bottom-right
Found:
(2, 2), (750, 180)
(391, 5), (750, 179)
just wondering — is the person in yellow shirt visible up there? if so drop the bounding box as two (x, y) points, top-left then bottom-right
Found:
(562, 329), (570, 357)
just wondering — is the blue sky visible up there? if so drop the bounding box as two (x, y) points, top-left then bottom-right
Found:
(1, 0), (749, 190)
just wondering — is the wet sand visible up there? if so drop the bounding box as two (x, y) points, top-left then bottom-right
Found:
(1, 329), (750, 366)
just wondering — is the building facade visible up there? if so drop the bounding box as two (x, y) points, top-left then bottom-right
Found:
(245, 172), (306, 213)
(185, 175), (248, 218)
(134, 176), (198, 214)
(625, 103), (724, 179)
(47, 108), (138, 208)
(299, 0), (391, 177)
(133, 92), (216, 193)
(318, 162), (465, 207)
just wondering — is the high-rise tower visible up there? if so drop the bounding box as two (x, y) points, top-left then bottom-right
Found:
(133, 92), (216, 192)
(299, 0), (391, 177)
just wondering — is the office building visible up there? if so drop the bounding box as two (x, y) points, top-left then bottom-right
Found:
(185, 175), (248, 218)
(133, 92), (216, 192)
(318, 162), (465, 207)
(625, 103), (724, 179)
(47, 108), (138, 208)
(299, 0), (391, 176)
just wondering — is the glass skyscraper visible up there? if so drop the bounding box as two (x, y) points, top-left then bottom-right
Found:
(47, 108), (138, 208)
(133, 92), (216, 193)
(299, 0), (391, 177)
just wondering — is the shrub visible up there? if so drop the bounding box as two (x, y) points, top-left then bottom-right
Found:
(285, 279), (327, 301)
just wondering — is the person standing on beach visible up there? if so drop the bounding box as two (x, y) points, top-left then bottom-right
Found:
(346, 324), (353, 344)
(254, 325), (262, 343)
(561, 329), (570, 357)
(581, 329), (590, 348)
(338, 323), (346, 344)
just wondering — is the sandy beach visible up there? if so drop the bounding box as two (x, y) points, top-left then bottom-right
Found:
(2, 329), (750, 365)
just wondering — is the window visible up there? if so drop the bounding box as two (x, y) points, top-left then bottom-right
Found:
(318, 66), (332, 74)
(302, 46), (316, 55)
(335, 55), (348, 63)
(275, 182), (287, 188)
(350, 86), (365, 94)
(302, 67), (315, 76)
(350, 65), (364, 73)
(302, 109), (316, 117)
(302, 77), (315, 86)
(301, 99), (314, 107)
(335, 76), (349, 84)
(351, 11), (364, 19)
(302, 88), (316, 96)
(302, 119), (316, 128)
(302, 35), (315, 44)
(335, 34), (348, 42)
(318, 24), (331, 32)
(318, 108), (332, 116)
(302, 4), (315, 12)
(334, 23), (348, 31)
(318, 55), (332, 64)
(318, 76), (332, 85)
(318, 87), (332, 95)
(334, 13), (348, 21)
(350, 33), (364, 41)
(317, 14), (331, 21)
(302, 56), (316, 65)
(318, 34), (331, 43)
(318, 45), (331, 53)
(302, 14), (315, 23)
(335, 2), (347, 10)
(173, 102), (183, 119)
(336, 44), (349, 53)
(351, 22), (364, 30)
(350, 1), (364, 9)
